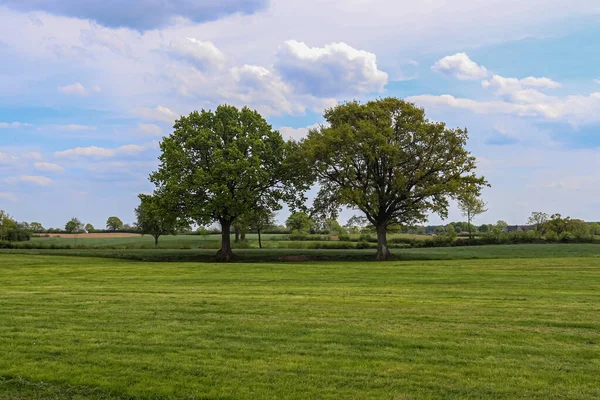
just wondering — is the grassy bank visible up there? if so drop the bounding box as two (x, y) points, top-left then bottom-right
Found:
(1, 254), (599, 399)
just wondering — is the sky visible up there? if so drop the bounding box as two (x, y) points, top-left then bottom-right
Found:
(1, 0), (600, 229)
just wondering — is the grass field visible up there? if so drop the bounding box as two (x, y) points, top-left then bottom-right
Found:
(1, 253), (599, 399)
(5, 243), (600, 263)
(27, 233), (430, 250)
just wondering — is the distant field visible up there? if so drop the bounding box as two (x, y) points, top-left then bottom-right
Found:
(1, 254), (599, 399)
(28, 233), (431, 249)
(5, 243), (600, 263)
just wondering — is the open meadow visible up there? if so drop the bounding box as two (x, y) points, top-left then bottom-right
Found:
(1, 250), (599, 399)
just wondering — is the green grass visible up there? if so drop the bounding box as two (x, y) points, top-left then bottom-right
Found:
(4, 243), (600, 263)
(28, 233), (430, 249)
(1, 253), (599, 399)
(28, 234), (289, 249)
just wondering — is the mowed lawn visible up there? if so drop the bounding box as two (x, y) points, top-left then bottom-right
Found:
(1, 255), (599, 399)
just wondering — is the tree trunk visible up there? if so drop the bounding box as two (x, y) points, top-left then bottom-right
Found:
(241, 231), (246, 241)
(376, 223), (392, 261)
(258, 228), (262, 249)
(468, 211), (472, 239)
(217, 221), (234, 262)
(234, 227), (240, 243)
(154, 235), (159, 248)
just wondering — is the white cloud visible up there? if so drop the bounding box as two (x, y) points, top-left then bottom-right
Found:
(56, 124), (97, 131)
(432, 53), (488, 80)
(407, 92), (600, 124)
(0, 152), (18, 164)
(278, 123), (322, 140)
(0, 192), (17, 202)
(54, 146), (117, 158)
(19, 175), (54, 186)
(34, 162), (65, 173)
(134, 105), (180, 123)
(54, 143), (150, 159)
(594, 79), (600, 85)
(168, 38), (225, 70)
(138, 123), (163, 136)
(117, 144), (146, 155)
(58, 82), (101, 96)
(482, 74), (560, 102)
(275, 40), (388, 96)
(0, 122), (33, 128)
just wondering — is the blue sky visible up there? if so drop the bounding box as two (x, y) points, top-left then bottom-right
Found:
(1, 0), (600, 229)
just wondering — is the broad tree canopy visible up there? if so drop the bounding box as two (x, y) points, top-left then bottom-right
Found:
(150, 105), (308, 261)
(301, 98), (487, 260)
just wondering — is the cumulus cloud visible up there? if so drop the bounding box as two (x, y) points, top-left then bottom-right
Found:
(482, 74), (560, 102)
(432, 53), (488, 80)
(278, 123), (322, 140)
(134, 106), (180, 123)
(19, 175), (54, 186)
(407, 92), (600, 124)
(54, 143), (150, 159)
(34, 162), (65, 173)
(167, 38), (225, 70)
(58, 82), (100, 95)
(2, 0), (269, 30)
(275, 40), (388, 97)
(54, 146), (116, 158)
(0, 122), (33, 128)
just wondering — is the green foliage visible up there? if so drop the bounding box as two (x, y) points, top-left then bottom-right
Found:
(84, 223), (95, 233)
(545, 214), (569, 235)
(495, 220), (508, 232)
(527, 211), (549, 235)
(29, 222), (44, 233)
(105, 216), (124, 231)
(301, 98), (486, 260)
(590, 222), (600, 236)
(150, 105), (310, 260)
(135, 193), (182, 246)
(286, 211), (313, 233)
(457, 193), (487, 239)
(64, 217), (83, 234)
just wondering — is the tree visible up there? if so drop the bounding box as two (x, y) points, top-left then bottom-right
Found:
(0, 210), (16, 241)
(65, 217), (83, 234)
(247, 208), (276, 249)
(527, 212), (549, 236)
(590, 222), (600, 236)
(325, 218), (345, 236)
(149, 105), (308, 261)
(457, 194), (487, 239)
(30, 222), (44, 233)
(106, 216), (124, 231)
(495, 220), (508, 232)
(301, 98), (486, 260)
(545, 214), (569, 236)
(135, 193), (182, 247)
(286, 211), (313, 233)
(478, 224), (492, 233)
(345, 214), (368, 234)
(565, 219), (590, 238)
(85, 223), (95, 233)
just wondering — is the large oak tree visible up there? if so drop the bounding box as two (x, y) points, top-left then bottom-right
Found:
(150, 105), (307, 261)
(301, 98), (487, 260)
